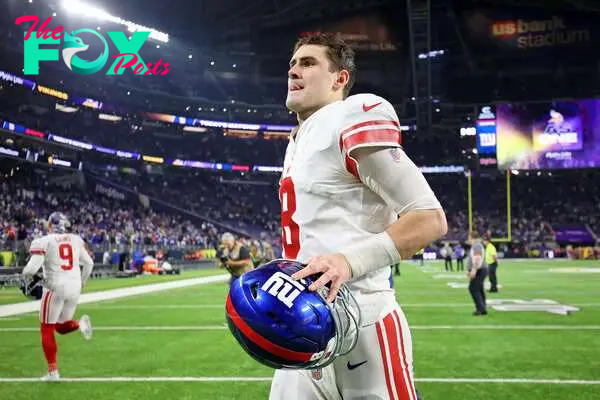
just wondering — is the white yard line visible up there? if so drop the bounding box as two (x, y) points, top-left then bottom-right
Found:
(0, 325), (228, 332)
(1, 324), (600, 332)
(0, 274), (229, 318)
(81, 304), (226, 309)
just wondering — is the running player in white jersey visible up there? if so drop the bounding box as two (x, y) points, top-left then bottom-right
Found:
(269, 34), (448, 400)
(21, 212), (94, 381)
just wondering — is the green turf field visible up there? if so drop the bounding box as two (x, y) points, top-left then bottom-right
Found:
(0, 259), (598, 399)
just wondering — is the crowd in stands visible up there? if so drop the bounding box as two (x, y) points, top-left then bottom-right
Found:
(2, 159), (599, 268)
(421, 171), (600, 244)
(98, 169), (282, 240)
(0, 168), (224, 260)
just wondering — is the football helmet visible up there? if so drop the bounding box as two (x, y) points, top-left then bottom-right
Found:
(20, 271), (44, 300)
(47, 212), (70, 233)
(226, 259), (361, 370)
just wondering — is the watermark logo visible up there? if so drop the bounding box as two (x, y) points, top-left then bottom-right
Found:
(15, 15), (171, 75)
(62, 30), (108, 75)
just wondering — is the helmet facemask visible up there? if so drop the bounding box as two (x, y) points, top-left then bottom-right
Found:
(287, 282), (361, 370)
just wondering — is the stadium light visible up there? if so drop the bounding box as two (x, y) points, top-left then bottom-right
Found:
(61, 0), (169, 43)
(418, 49), (445, 59)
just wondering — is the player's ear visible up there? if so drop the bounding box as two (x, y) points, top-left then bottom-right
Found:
(333, 69), (349, 91)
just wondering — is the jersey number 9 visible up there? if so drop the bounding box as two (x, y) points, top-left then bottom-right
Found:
(59, 243), (74, 271)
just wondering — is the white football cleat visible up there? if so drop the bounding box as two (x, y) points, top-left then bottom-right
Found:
(41, 370), (60, 382)
(79, 314), (92, 341)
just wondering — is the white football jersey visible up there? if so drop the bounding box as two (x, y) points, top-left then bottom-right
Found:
(279, 93), (403, 295)
(29, 233), (90, 287)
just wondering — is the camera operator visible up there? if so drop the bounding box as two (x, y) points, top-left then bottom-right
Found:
(217, 232), (254, 285)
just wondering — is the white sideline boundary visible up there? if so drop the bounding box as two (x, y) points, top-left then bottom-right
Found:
(0, 376), (598, 385)
(0, 274), (229, 318)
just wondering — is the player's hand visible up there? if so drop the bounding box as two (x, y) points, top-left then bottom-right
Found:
(291, 254), (352, 303)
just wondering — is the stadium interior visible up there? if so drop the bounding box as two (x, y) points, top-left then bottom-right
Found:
(0, 0), (599, 399)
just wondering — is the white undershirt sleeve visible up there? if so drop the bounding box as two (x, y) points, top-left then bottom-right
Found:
(22, 254), (44, 279)
(353, 146), (442, 215)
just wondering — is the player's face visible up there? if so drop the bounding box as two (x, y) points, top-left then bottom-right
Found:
(286, 45), (343, 117)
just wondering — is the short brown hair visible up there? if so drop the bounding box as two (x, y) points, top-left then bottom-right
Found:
(293, 33), (356, 98)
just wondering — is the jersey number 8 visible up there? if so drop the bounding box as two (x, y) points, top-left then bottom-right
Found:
(279, 176), (300, 259)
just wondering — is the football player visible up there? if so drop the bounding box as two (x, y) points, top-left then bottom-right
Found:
(21, 212), (94, 381)
(270, 33), (447, 399)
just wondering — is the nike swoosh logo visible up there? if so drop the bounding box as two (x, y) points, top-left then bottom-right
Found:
(362, 102), (382, 112)
(347, 360), (368, 370)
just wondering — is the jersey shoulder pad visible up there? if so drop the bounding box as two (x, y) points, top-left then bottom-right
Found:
(339, 93), (402, 155)
(341, 93), (398, 121)
(29, 236), (49, 255)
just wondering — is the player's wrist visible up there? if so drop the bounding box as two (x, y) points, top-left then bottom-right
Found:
(339, 232), (401, 279)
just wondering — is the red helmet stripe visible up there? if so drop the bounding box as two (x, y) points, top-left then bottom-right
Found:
(226, 294), (313, 362)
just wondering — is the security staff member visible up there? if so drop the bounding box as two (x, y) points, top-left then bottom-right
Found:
(217, 232), (254, 285)
(467, 231), (488, 316)
(441, 242), (453, 271)
(483, 237), (499, 292)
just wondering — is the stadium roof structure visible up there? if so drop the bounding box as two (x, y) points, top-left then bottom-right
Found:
(35, 0), (600, 133)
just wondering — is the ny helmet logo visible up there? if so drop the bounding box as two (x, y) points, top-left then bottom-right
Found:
(15, 15), (171, 76)
(261, 271), (305, 308)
